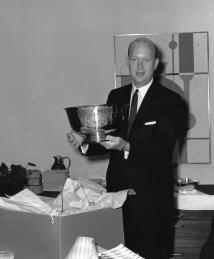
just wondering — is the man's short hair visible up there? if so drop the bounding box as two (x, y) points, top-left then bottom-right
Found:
(128, 37), (158, 59)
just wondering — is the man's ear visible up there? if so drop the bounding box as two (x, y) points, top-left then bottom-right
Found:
(154, 58), (159, 70)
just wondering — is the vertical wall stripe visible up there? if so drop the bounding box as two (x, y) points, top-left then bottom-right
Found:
(179, 33), (194, 73)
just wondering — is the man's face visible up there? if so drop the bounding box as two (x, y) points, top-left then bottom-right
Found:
(128, 42), (159, 87)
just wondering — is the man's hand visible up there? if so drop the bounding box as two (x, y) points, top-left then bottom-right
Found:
(100, 135), (130, 152)
(67, 130), (84, 148)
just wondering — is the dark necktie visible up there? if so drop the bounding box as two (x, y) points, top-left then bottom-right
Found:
(127, 89), (138, 136)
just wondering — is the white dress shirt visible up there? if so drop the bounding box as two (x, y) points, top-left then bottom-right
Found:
(124, 78), (153, 159)
(130, 78), (153, 112)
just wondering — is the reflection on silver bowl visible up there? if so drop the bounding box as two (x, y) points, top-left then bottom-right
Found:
(176, 177), (200, 187)
(65, 104), (128, 143)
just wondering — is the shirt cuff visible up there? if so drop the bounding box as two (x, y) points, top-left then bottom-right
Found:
(80, 144), (89, 154)
(124, 151), (129, 159)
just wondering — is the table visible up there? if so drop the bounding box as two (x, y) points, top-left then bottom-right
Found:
(172, 185), (214, 259)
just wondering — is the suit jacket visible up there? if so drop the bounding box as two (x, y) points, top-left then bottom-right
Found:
(86, 79), (187, 217)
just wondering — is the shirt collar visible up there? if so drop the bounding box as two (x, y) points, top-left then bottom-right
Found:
(131, 78), (153, 96)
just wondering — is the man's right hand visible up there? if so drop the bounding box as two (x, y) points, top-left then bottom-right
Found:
(67, 130), (84, 148)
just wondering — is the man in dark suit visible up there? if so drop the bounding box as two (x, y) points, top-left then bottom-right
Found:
(67, 37), (187, 259)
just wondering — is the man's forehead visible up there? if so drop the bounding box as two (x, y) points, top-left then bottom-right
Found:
(129, 42), (155, 56)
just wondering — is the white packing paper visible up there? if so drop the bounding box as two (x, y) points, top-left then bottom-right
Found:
(98, 243), (144, 259)
(64, 236), (144, 259)
(0, 188), (52, 215)
(64, 236), (98, 259)
(175, 189), (214, 210)
(52, 178), (128, 216)
(0, 178), (128, 217)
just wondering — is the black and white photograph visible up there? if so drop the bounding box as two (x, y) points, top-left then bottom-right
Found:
(0, 1), (214, 258)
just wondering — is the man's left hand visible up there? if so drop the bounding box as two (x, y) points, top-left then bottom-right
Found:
(100, 135), (130, 152)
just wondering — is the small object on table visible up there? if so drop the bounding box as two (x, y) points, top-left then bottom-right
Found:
(176, 177), (200, 187)
(25, 163), (43, 194)
(0, 162), (26, 196)
(51, 155), (71, 170)
(0, 251), (14, 259)
(42, 169), (69, 192)
(175, 177), (199, 193)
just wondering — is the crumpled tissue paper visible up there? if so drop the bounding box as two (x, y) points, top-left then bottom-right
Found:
(52, 178), (128, 216)
(64, 236), (98, 259)
(64, 236), (144, 259)
(0, 178), (128, 217)
(0, 188), (52, 215)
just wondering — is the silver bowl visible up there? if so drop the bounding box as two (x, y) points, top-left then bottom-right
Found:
(176, 177), (200, 187)
(65, 104), (128, 143)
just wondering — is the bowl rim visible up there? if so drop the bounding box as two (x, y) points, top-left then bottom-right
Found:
(65, 104), (113, 110)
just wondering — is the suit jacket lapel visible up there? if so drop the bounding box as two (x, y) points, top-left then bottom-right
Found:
(122, 84), (132, 104)
(138, 80), (159, 118)
(128, 80), (159, 137)
(120, 84), (132, 139)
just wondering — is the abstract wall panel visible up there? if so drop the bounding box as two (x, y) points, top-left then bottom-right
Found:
(114, 32), (210, 163)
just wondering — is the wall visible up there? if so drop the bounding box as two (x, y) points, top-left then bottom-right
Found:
(0, 0), (214, 183)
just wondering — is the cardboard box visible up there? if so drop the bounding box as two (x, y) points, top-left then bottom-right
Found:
(0, 207), (124, 259)
(42, 170), (69, 192)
